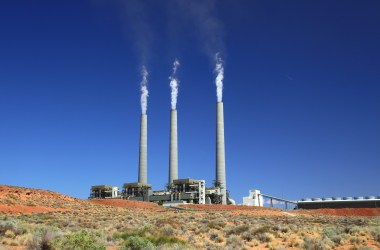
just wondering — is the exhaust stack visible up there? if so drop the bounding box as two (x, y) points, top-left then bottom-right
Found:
(216, 102), (227, 204)
(169, 109), (178, 183)
(138, 114), (148, 184)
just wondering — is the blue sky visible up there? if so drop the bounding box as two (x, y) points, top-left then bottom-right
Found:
(0, 1), (379, 203)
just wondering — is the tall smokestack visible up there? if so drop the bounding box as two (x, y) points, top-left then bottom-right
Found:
(169, 109), (178, 183)
(138, 114), (148, 184)
(168, 59), (180, 184)
(216, 102), (227, 204)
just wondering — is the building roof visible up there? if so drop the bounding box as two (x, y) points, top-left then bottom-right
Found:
(123, 182), (152, 188)
(173, 178), (203, 185)
(91, 185), (118, 190)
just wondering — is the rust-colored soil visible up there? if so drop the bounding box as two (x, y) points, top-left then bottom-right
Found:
(0, 204), (67, 215)
(0, 184), (95, 214)
(181, 204), (291, 216)
(183, 204), (278, 211)
(0, 184), (82, 209)
(301, 208), (380, 217)
(182, 204), (380, 217)
(0, 185), (161, 215)
(1, 184), (379, 218)
(89, 199), (160, 210)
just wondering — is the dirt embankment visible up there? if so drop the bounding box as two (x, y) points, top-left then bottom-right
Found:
(0, 185), (94, 214)
(183, 204), (380, 217)
(1, 185), (379, 217)
(182, 204), (279, 211)
(300, 208), (380, 217)
(0, 185), (161, 215)
(0, 204), (67, 215)
(89, 199), (160, 210)
(0, 185), (81, 207)
(181, 204), (291, 216)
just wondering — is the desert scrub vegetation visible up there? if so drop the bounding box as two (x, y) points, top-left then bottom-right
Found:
(322, 226), (347, 246)
(225, 234), (245, 249)
(0, 220), (27, 236)
(1, 206), (380, 250)
(303, 236), (334, 250)
(26, 226), (62, 249)
(53, 231), (105, 250)
(115, 225), (188, 250)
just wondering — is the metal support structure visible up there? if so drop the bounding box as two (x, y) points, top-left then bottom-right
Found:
(258, 193), (297, 210)
(198, 180), (206, 204)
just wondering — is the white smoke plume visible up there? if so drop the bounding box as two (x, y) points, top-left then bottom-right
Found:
(169, 59), (180, 110)
(123, 0), (153, 64)
(140, 65), (149, 114)
(171, 0), (225, 62)
(214, 53), (224, 102)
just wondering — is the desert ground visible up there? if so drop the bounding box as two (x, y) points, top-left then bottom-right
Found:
(0, 185), (379, 250)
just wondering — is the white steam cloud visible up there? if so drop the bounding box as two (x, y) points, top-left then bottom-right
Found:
(169, 59), (180, 110)
(172, 0), (225, 61)
(140, 65), (149, 114)
(214, 53), (224, 102)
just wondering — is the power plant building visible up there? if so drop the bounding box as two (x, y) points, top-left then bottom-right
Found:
(89, 185), (119, 199)
(297, 196), (380, 209)
(89, 102), (232, 205)
(89, 62), (233, 205)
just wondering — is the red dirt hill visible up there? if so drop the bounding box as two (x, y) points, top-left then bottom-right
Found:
(301, 208), (380, 217)
(89, 199), (160, 210)
(0, 185), (160, 214)
(1, 185), (379, 217)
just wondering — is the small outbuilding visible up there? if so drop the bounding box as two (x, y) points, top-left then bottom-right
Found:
(89, 185), (119, 199)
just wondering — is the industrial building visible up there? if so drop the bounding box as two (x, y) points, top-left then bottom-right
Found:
(241, 190), (379, 210)
(243, 190), (264, 206)
(297, 196), (380, 209)
(89, 185), (119, 199)
(89, 102), (235, 206)
(124, 178), (207, 205)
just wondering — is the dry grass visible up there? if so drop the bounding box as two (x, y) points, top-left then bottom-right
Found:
(0, 185), (380, 249)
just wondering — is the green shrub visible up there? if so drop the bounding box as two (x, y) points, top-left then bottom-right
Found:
(122, 236), (155, 250)
(241, 231), (254, 241)
(0, 220), (26, 236)
(26, 226), (61, 250)
(323, 227), (345, 245)
(121, 235), (185, 250)
(369, 227), (380, 242)
(254, 225), (272, 235)
(303, 236), (334, 250)
(256, 232), (274, 243)
(117, 226), (154, 240)
(207, 221), (226, 229)
(117, 227), (185, 249)
(209, 229), (219, 242)
(226, 235), (244, 249)
(272, 225), (289, 233)
(53, 231), (105, 250)
(225, 225), (249, 236)
(161, 224), (176, 236)
(148, 235), (185, 246)
(346, 226), (362, 235)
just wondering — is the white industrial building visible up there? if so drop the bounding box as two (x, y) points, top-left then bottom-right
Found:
(243, 190), (264, 206)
